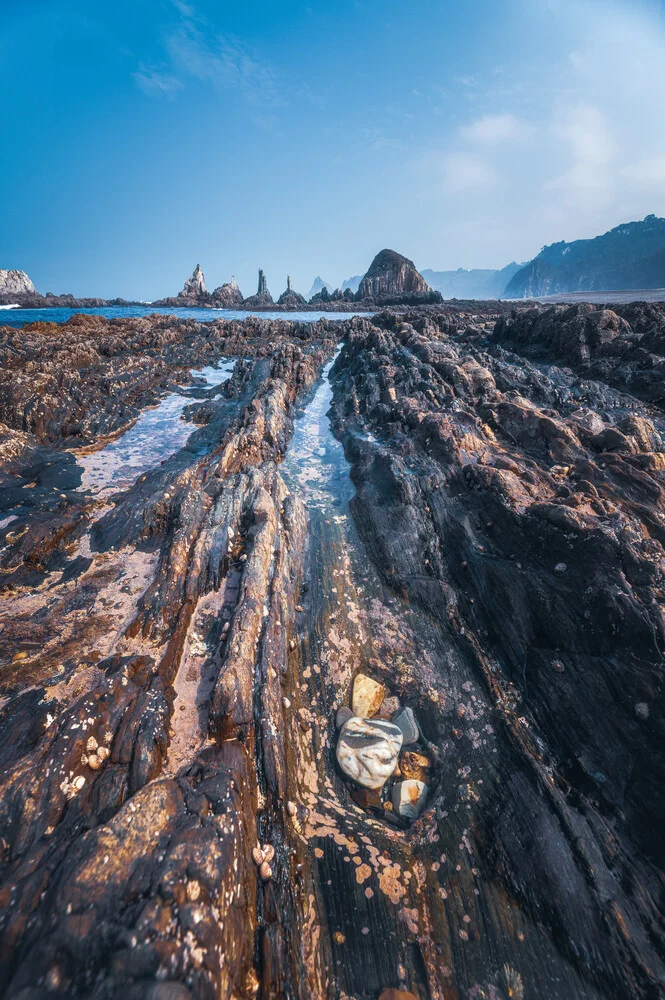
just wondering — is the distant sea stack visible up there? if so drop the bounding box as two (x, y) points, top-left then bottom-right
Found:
(505, 215), (665, 298)
(0, 269), (36, 298)
(357, 249), (440, 304)
(243, 269), (274, 309)
(211, 276), (243, 307)
(179, 264), (207, 299)
(277, 275), (306, 308)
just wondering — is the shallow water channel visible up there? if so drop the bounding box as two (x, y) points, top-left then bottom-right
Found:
(76, 361), (235, 495)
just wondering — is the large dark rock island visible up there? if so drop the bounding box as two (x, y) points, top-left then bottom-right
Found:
(0, 299), (663, 999)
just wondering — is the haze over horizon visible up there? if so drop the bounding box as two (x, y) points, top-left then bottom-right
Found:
(2, 0), (665, 300)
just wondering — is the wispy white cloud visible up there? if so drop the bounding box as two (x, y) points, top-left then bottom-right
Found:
(134, 1), (290, 127)
(442, 152), (497, 193)
(132, 64), (183, 98)
(460, 113), (529, 144)
(545, 104), (616, 209)
(622, 154), (665, 188)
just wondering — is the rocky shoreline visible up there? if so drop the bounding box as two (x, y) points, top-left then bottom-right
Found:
(0, 304), (664, 998)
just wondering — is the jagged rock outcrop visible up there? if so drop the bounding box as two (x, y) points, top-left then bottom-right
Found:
(358, 249), (438, 303)
(493, 301), (665, 404)
(243, 269), (274, 309)
(277, 276), (306, 308)
(211, 276), (243, 307)
(0, 269), (35, 298)
(178, 264), (207, 299)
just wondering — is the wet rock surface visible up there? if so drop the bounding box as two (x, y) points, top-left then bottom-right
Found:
(0, 304), (663, 999)
(330, 308), (665, 999)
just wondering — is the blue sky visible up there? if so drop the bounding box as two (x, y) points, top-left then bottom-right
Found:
(2, 0), (665, 299)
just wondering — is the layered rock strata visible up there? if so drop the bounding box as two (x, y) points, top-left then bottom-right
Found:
(0, 304), (664, 999)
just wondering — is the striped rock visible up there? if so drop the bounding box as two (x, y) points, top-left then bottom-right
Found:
(336, 717), (403, 790)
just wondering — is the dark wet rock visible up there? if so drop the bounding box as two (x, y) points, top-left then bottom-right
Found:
(335, 705), (355, 729)
(393, 707), (420, 745)
(329, 309), (665, 998)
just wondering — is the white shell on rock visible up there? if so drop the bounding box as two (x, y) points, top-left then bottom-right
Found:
(392, 779), (427, 821)
(252, 847), (265, 866)
(336, 717), (403, 790)
(351, 673), (385, 718)
(86, 736), (98, 753)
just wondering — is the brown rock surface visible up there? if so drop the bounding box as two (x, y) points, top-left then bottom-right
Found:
(0, 303), (663, 999)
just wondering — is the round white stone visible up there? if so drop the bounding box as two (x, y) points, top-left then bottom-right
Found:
(336, 717), (403, 790)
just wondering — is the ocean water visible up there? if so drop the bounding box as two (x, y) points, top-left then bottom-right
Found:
(0, 305), (370, 328)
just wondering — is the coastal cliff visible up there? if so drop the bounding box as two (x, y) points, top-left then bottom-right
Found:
(505, 215), (665, 298)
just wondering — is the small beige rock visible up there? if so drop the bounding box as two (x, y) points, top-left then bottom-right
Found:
(72, 775), (86, 792)
(259, 861), (273, 881)
(87, 754), (102, 771)
(262, 844), (275, 863)
(351, 673), (385, 719)
(86, 736), (98, 753)
(97, 746), (110, 762)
